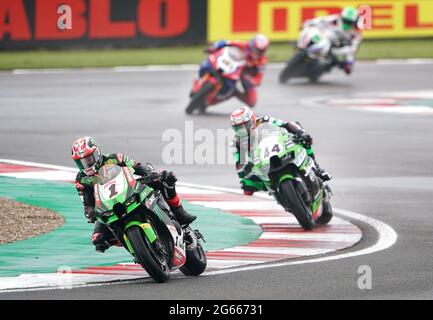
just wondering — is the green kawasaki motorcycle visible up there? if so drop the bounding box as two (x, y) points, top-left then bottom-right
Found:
(93, 164), (207, 283)
(250, 124), (333, 230)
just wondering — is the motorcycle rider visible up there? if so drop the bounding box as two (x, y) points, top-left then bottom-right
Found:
(72, 137), (197, 252)
(203, 34), (269, 107)
(302, 6), (362, 74)
(230, 107), (332, 195)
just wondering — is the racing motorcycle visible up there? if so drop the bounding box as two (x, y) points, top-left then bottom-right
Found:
(279, 26), (333, 84)
(93, 164), (207, 283)
(251, 124), (333, 230)
(185, 46), (247, 114)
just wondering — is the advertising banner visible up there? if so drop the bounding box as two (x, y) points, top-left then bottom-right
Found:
(0, 0), (207, 50)
(208, 0), (433, 41)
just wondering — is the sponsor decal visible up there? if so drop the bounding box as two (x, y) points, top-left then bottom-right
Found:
(208, 0), (433, 41)
(309, 170), (316, 182)
(122, 167), (135, 187)
(0, 0), (207, 50)
(172, 246), (186, 267)
(145, 193), (156, 209)
(94, 184), (101, 207)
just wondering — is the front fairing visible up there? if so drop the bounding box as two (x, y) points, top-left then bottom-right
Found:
(93, 165), (151, 221)
(252, 124), (307, 181)
(208, 46), (246, 81)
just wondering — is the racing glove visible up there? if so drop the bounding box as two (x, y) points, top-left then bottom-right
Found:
(294, 130), (313, 148)
(159, 170), (178, 186)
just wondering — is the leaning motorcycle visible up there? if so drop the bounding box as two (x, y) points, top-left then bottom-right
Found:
(185, 46), (247, 114)
(250, 124), (333, 230)
(93, 164), (207, 283)
(279, 26), (333, 84)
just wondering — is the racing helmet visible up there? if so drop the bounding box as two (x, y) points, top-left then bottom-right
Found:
(249, 34), (269, 59)
(71, 136), (103, 176)
(341, 6), (360, 31)
(230, 107), (257, 137)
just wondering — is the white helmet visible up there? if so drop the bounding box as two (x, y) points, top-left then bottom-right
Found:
(230, 107), (257, 137)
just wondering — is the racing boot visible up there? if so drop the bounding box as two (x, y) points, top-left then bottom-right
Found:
(316, 168), (332, 182)
(307, 151), (332, 182)
(171, 205), (197, 226)
(314, 162), (332, 182)
(92, 223), (121, 253)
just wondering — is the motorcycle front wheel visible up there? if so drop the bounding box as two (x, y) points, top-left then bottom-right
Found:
(126, 225), (170, 283)
(185, 81), (215, 115)
(279, 179), (315, 230)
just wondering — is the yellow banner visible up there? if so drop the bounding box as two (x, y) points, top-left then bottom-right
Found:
(208, 0), (433, 41)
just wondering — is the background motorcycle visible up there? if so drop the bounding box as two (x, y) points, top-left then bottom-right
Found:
(185, 46), (247, 114)
(250, 124), (333, 230)
(93, 164), (207, 283)
(279, 26), (333, 84)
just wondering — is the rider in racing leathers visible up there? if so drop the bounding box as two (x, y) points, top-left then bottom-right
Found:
(302, 6), (362, 74)
(72, 137), (196, 252)
(203, 34), (269, 107)
(230, 107), (332, 195)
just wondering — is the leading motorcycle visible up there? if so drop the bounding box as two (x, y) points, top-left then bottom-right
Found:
(93, 164), (207, 283)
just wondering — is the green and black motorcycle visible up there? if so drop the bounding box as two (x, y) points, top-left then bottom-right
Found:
(93, 164), (207, 283)
(250, 123), (333, 230)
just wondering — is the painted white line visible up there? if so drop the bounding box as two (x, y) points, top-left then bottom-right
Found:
(300, 89), (433, 115)
(376, 59), (433, 65)
(259, 232), (362, 242)
(0, 170), (77, 181)
(7, 59), (433, 76)
(190, 200), (283, 211)
(327, 98), (397, 105)
(353, 106), (433, 114)
(0, 273), (142, 291)
(176, 186), (223, 195)
(245, 216), (353, 226)
(207, 260), (263, 269)
(0, 159), (76, 172)
(219, 246), (333, 256)
(113, 64), (198, 72)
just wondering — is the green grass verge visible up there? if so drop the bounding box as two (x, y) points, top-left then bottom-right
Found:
(0, 39), (432, 70)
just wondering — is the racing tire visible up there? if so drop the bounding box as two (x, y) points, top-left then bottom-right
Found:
(185, 82), (214, 115)
(126, 225), (170, 283)
(179, 243), (207, 276)
(279, 51), (307, 84)
(316, 199), (333, 225)
(279, 180), (315, 230)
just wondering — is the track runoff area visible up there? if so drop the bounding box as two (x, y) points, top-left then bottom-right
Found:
(0, 159), (396, 292)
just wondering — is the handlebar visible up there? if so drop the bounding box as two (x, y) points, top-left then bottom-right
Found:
(136, 173), (159, 185)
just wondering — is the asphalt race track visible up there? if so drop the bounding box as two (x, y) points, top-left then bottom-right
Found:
(0, 61), (432, 299)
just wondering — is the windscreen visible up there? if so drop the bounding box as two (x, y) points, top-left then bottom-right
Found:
(95, 164), (122, 185)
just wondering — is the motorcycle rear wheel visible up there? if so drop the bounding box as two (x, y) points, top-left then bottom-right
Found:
(279, 51), (307, 84)
(180, 243), (207, 276)
(316, 198), (333, 225)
